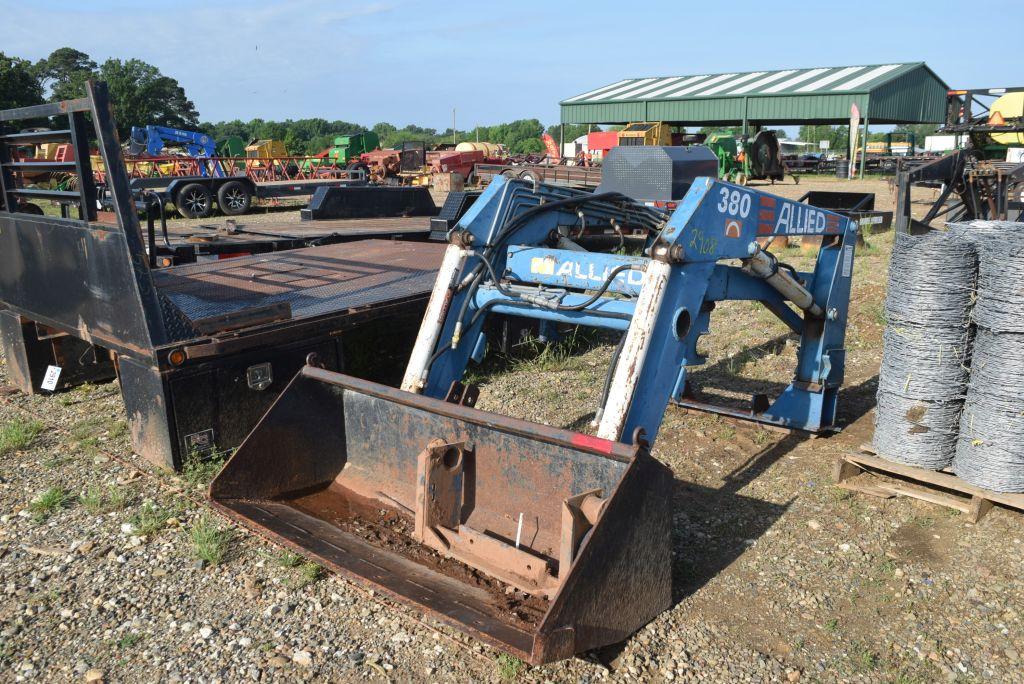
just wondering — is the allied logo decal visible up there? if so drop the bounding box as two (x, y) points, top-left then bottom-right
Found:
(530, 256), (555, 275)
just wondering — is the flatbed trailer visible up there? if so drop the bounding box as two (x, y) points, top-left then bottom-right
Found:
(118, 173), (367, 220)
(138, 213), (434, 266)
(473, 162), (603, 188)
(0, 82), (445, 470)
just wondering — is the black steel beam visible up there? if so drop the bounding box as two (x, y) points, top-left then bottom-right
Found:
(0, 98), (91, 121)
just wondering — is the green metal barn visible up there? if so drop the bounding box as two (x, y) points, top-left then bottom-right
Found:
(560, 62), (949, 175)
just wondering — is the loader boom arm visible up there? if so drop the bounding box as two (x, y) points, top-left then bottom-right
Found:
(402, 175), (857, 441)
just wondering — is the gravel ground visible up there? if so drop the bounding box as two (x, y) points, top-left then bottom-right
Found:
(2, 177), (1022, 683)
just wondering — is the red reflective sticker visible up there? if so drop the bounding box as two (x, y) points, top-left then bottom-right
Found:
(571, 432), (616, 454)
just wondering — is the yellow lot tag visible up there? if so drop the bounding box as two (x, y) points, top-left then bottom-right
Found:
(530, 257), (555, 275)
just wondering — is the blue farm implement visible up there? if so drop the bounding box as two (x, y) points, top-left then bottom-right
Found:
(212, 168), (858, 663)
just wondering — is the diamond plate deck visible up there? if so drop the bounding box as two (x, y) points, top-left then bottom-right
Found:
(162, 216), (432, 245)
(152, 239), (445, 323)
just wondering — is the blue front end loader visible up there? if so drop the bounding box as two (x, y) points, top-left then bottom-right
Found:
(211, 169), (858, 663)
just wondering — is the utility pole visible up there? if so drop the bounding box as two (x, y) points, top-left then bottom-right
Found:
(452, 108), (457, 145)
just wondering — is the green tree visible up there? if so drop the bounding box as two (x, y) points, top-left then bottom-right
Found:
(798, 124), (849, 154)
(98, 58), (199, 136)
(33, 47), (97, 102)
(544, 123), (591, 146)
(0, 52), (44, 110)
(372, 122), (397, 142)
(700, 126), (742, 136)
(893, 123), (937, 148)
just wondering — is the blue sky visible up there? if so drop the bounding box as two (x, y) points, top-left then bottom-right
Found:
(4, 0), (1020, 129)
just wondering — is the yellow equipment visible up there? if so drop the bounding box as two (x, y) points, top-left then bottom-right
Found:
(245, 139), (288, 159)
(990, 92), (1024, 145)
(618, 122), (673, 146)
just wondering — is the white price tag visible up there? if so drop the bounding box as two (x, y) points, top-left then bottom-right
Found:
(842, 245), (854, 278)
(41, 365), (62, 392)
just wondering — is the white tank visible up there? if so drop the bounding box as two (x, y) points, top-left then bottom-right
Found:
(455, 142), (505, 157)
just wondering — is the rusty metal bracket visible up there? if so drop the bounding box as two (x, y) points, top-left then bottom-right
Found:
(412, 436), (611, 598)
(444, 380), (479, 408)
(557, 490), (605, 586)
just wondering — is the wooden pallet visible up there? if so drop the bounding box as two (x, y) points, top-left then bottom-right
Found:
(834, 446), (1024, 523)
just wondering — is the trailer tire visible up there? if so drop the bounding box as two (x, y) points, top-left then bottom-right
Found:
(18, 202), (44, 215)
(217, 180), (252, 216)
(518, 170), (539, 184)
(176, 183), (213, 219)
(346, 162), (371, 180)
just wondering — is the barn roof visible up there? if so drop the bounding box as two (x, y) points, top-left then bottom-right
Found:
(560, 62), (949, 126)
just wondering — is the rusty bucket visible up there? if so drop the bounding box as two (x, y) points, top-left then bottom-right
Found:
(210, 366), (672, 664)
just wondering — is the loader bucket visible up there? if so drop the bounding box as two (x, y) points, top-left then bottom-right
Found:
(210, 366), (673, 664)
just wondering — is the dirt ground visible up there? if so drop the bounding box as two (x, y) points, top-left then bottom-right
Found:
(2, 175), (1022, 683)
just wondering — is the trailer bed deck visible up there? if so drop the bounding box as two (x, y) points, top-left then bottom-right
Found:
(147, 216), (434, 263)
(152, 238), (444, 323)
(163, 216), (432, 244)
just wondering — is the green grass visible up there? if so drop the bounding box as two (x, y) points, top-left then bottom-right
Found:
(858, 240), (881, 256)
(116, 633), (144, 650)
(130, 500), (182, 537)
(869, 301), (887, 327)
(824, 617), (839, 632)
(69, 416), (127, 456)
(275, 550), (324, 587)
(496, 653), (525, 680)
(913, 514), (936, 530)
(81, 484), (131, 514)
(29, 487), (73, 521)
(0, 418), (44, 456)
(464, 327), (610, 385)
(288, 562), (324, 588)
(510, 327), (603, 373)
(186, 512), (233, 565)
(275, 550), (305, 568)
(852, 642), (880, 671)
(181, 448), (229, 488)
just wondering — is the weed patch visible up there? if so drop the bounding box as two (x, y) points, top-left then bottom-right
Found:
(131, 500), (182, 537)
(181, 448), (229, 488)
(0, 418), (43, 455)
(82, 484), (131, 514)
(186, 512), (234, 565)
(29, 487), (73, 521)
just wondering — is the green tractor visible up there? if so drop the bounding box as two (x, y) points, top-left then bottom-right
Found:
(327, 131), (381, 166)
(216, 135), (246, 158)
(705, 130), (791, 185)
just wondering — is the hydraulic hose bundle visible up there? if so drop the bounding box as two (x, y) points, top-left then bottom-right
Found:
(873, 230), (977, 468)
(952, 223), (1024, 491)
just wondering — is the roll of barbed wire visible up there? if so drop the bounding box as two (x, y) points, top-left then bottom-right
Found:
(873, 229), (978, 468)
(962, 221), (1024, 333)
(874, 390), (965, 468)
(953, 329), (1024, 492)
(883, 230), (977, 328)
(875, 324), (973, 399)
